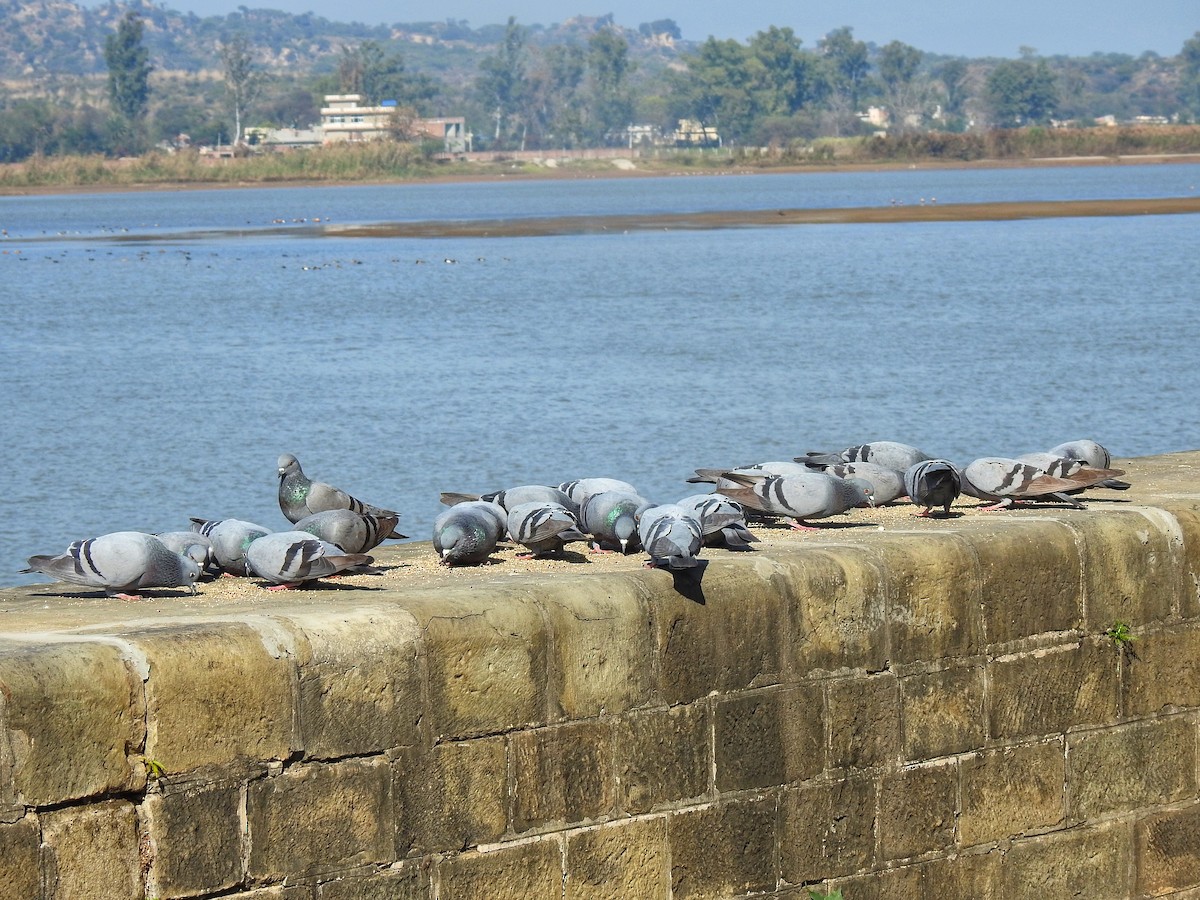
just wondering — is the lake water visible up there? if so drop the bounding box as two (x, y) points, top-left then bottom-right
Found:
(2, 163), (1199, 587)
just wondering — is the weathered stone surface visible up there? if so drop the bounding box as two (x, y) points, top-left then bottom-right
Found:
(988, 640), (1119, 739)
(437, 837), (563, 900)
(404, 591), (550, 740)
(652, 557), (788, 705)
(959, 740), (1065, 846)
(1001, 820), (1133, 899)
(0, 813), (40, 900)
(1071, 510), (1185, 630)
(221, 888), (311, 899)
(780, 776), (876, 883)
(394, 736), (507, 854)
(614, 703), (709, 815)
(510, 721), (615, 833)
(900, 665), (985, 761)
(1068, 716), (1197, 820)
(878, 761), (957, 860)
(669, 797), (777, 899)
(41, 799), (142, 900)
(284, 607), (423, 760)
(1126, 622), (1200, 716)
(143, 781), (244, 897)
(828, 672), (900, 770)
(970, 519), (1083, 646)
(1150, 499), (1200, 619)
(872, 532), (983, 663)
(540, 574), (654, 719)
(566, 818), (669, 900)
(0, 640), (144, 806)
(828, 865), (924, 900)
(247, 757), (394, 880)
(713, 683), (823, 791)
(913, 850), (1005, 899)
(317, 863), (430, 899)
(1137, 803), (1200, 896)
(780, 547), (890, 676)
(133, 623), (296, 774)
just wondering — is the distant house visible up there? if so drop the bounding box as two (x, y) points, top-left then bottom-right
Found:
(319, 94), (469, 153)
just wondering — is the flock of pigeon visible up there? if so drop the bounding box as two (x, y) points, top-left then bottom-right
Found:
(17, 440), (1128, 600)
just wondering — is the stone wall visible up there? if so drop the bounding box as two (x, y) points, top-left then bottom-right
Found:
(3, 451), (1200, 900)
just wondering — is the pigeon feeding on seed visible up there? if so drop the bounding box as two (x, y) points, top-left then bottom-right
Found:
(1032, 441), (1131, 490)
(189, 517), (273, 576)
(675, 494), (758, 549)
(244, 531), (374, 589)
(291, 509), (402, 554)
(441, 484), (579, 516)
(687, 461), (812, 484)
(638, 504), (705, 570)
(959, 457), (1117, 510)
(903, 460), (963, 517)
(506, 501), (586, 557)
(558, 478), (640, 509)
(800, 441), (933, 474)
(433, 500), (507, 566)
(154, 530), (215, 570)
(714, 471), (873, 530)
(277, 453), (403, 538)
(810, 461), (907, 506)
(21, 532), (201, 600)
(578, 490), (653, 553)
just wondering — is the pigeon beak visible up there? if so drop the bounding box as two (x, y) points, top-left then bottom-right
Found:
(619, 538), (629, 554)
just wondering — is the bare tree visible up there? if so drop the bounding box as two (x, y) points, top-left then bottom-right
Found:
(220, 34), (264, 145)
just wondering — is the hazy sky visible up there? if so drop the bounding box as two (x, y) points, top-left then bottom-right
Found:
(137, 0), (1196, 58)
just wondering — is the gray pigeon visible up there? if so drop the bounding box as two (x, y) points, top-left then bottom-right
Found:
(714, 471), (872, 529)
(441, 484), (580, 516)
(559, 478), (640, 509)
(189, 517), (272, 576)
(960, 457), (1105, 509)
(578, 490), (652, 553)
(687, 461), (811, 484)
(816, 462), (907, 505)
(904, 460), (962, 517)
(1040, 441), (1130, 490)
(277, 453), (403, 538)
(638, 504), (704, 570)
(292, 509), (400, 554)
(154, 531), (215, 570)
(244, 531), (373, 589)
(433, 500), (507, 566)
(800, 441), (933, 474)
(675, 493), (759, 549)
(506, 501), (586, 557)
(1016, 452), (1127, 485)
(21, 532), (201, 599)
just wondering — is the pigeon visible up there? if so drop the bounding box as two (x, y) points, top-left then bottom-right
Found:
(638, 504), (704, 570)
(433, 500), (507, 566)
(687, 461), (811, 484)
(154, 531), (215, 570)
(960, 457), (1103, 510)
(1041, 441), (1130, 490)
(441, 484), (579, 516)
(675, 493), (759, 549)
(189, 517), (272, 576)
(1016, 452), (1127, 485)
(244, 531), (373, 589)
(291, 509), (401, 554)
(714, 471), (872, 529)
(800, 441), (933, 474)
(21, 532), (201, 599)
(904, 459), (962, 517)
(578, 490), (652, 553)
(277, 453), (403, 538)
(558, 478), (640, 509)
(506, 501), (586, 557)
(813, 462), (907, 505)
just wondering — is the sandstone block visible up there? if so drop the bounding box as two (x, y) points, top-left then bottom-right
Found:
(510, 721), (615, 833)
(1153, 500), (1200, 619)
(970, 519), (1082, 646)
(878, 761), (957, 860)
(405, 590), (550, 740)
(0, 814), (40, 900)
(1137, 803), (1200, 896)
(828, 673), (900, 770)
(988, 640), (1119, 740)
(651, 556), (788, 705)
(1068, 716), (1197, 820)
(614, 702), (709, 815)
(284, 607), (423, 760)
(40, 799), (142, 900)
(132, 623), (296, 774)
(912, 850), (1004, 899)
(566, 818), (669, 900)
(247, 757), (394, 880)
(394, 736), (507, 854)
(900, 665), (985, 761)
(713, 683), (823, 792)
(0, 640), (144, 806)
(539, 574), (654, 719)
(317, 862), (430, 899)
(780, 776), (876, 883)
(437, 837), (562, 900)
(143, 781), (244, 897)
(959, 739), (1065, 846)
(1000, 820), (1132, 899)
(828, 865), (924, 900)
(1125, 622), (1200, 716)
(669, 797), (777, 899)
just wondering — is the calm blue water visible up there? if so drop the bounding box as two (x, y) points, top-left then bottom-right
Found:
(2, 163), (1199, 586)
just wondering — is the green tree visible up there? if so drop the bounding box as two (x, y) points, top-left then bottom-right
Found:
(936, 58), (970, 120)
(586, 28), (635, 144)
(474, 17), (528, 147)
(819, 26), (870, 134)
(220, 34), (264, 144)
(672, 37), (764, 144)
(104, 12), (152, 129)
(1179, 32), (1200, 121)
(749, 26), (822, 116)
(877, 40), (925, 130)
(984, 58), (1059, 126)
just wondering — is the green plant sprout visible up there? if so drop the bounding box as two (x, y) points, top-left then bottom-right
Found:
(1105, 620), (1133, 647)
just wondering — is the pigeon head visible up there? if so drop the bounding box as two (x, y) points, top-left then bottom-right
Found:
(277, 453), (301, 479)
(180, 558), (202, 594)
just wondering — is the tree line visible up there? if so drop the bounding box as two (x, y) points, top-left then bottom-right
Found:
(2, 11), (1199, 163)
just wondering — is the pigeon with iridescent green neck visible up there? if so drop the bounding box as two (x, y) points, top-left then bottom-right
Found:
(277, 453), (403, 538)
